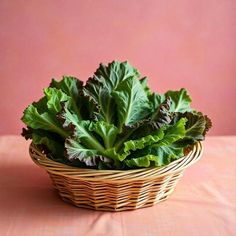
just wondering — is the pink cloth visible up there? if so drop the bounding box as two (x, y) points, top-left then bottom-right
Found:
(0, 136), (235, 236)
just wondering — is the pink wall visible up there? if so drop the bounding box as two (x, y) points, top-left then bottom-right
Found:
(0, 0), (236, 135)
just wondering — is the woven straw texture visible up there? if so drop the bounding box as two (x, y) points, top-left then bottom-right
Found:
(29, 142), (202, 211)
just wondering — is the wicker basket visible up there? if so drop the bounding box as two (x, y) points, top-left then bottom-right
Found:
(29, 142), (202, 211)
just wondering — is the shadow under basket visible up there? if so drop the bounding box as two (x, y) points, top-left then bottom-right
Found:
(29, 142), (203, 212)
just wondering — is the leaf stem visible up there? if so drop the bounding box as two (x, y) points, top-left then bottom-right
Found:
(78, 125), (105, 153)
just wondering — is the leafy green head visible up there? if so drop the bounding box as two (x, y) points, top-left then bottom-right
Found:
(22, 61), (212, 169)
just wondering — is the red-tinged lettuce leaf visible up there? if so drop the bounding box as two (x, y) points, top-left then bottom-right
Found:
(150, 96), (173, 123)
(31, 132), (65, 161)
(57, 103), (105, 152)
(58, 102), (120, 154)
(79, 91), (100, 121)
(65, 138), (113, 167)
(21, 127), (34, 140)
(203, 114), (212, 136)
(148, 92), (166, 113)
(56, 101), (80, 132)
(173, 112), (212, 147)
(22, 127), (65, 162)
(183, 112), (207, 140)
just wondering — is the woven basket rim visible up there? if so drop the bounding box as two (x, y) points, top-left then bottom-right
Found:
(29, 142), (203, 182)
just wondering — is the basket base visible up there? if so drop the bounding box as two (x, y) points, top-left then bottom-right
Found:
(49, 172), (183, 212)
(59, 194), (171, 211)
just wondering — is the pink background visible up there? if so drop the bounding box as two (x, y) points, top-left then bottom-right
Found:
(0, 0), (236, 135)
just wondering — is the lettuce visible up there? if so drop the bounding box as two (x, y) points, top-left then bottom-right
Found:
(21, 61), (212, 169)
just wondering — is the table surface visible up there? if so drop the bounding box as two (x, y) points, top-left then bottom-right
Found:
(0, 135), (235, 236)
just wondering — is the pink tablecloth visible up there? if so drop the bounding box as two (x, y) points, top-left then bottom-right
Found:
(0, 135), (235, 236)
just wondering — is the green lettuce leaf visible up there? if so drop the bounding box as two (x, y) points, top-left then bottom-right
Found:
(32, 97), (48, 114)
(140, 77), (152, 96)
(50, 76), (83, 98)
(88, 121), (118, 149)
(50, 76), (83, 118)
(22, 85), (76, 138)
(165, 88), (192, 112)
(124, 145), (184, 168)
(22, 105), (68, 138)
(124, 145), (183, 168)
(114, 97), (173, 149)
(111, 127), (165, 162)
(44, 87), (71, 114)
(106, 118), (186, 164)
(123, 118), (186, 168)
(83, 61), (141, 124)
(112, 77), (151, 131)
(157, 117), (187, 146)
(125, 154), (158, 168)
